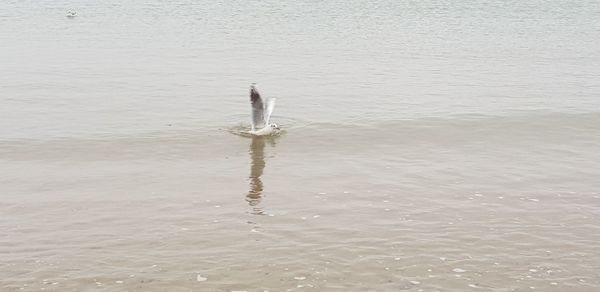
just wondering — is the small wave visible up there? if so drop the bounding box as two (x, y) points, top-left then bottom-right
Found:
(227, 123), (252, 137)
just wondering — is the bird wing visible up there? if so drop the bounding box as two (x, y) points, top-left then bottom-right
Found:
(265, 97), (276, 124)
(250, 85), (265, 130)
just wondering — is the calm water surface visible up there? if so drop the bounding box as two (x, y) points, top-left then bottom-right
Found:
(1, 0), (600, 291)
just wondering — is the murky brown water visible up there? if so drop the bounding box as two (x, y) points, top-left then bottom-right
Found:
(2, 115), (600, 291)
(2, 0), (600, 291)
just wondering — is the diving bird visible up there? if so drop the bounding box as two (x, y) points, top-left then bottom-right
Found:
(249, 83), (279, 136)
(66, 10), (76, 18)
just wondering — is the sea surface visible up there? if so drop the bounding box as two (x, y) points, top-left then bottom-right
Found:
(1, 0), (600, 291)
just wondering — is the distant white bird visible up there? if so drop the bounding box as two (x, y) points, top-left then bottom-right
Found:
(66, 10), (76, 18)
(248, 83), (279, 136)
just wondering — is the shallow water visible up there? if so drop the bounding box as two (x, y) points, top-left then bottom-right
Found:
(2, 0), (600, 291)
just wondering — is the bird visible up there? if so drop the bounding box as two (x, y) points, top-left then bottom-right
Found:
(248, 83), (279, 136)
(66, 10), (77, 18)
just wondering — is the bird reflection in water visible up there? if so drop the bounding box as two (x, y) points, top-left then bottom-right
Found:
(247, 136), (275, 215)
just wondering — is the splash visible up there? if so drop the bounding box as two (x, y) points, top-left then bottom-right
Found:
(227, 123), (285, 138)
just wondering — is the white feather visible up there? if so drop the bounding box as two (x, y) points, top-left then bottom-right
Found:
(265, 97), (276, 124)
(248, 126), (275, 136)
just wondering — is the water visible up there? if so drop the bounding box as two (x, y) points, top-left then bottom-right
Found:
(1, 0), (600, 291)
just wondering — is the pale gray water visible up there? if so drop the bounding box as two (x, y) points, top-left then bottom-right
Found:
(1, 0), (600, 291)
